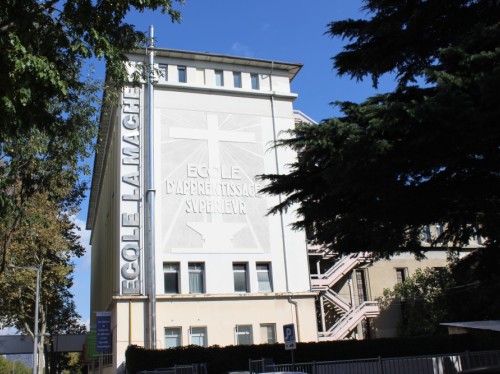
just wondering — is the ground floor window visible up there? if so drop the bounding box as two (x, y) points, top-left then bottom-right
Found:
(190, 326), (207, 347)
(235, 324), (253, 345)
(164, 327), (181, 348)
(260, 323), (277, 344)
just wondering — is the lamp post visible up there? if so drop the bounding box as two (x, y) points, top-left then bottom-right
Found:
(10, 264), (41, 374)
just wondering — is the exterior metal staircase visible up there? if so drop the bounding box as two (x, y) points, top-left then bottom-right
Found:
(310, 251), (380, 340)
(318, 301), (380, 341)
(311, 252), (371, 289)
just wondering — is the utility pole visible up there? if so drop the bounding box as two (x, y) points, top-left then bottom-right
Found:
(9, 264), (42, 374)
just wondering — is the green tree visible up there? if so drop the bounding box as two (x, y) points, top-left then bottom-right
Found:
(0, 0), (184, 273)
(379, 266), (454, 336)
(0, 356), (31, 374)
(379, 248), (499, 336)
(445, 246), (500, 321)
(0, 191), (86, 373)
(260, 0), (500, 259)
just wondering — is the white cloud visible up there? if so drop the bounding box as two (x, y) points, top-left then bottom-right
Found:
(0, 326), (18, 335)
(231, 42), (253, 57)
(72, 216), (92, 269)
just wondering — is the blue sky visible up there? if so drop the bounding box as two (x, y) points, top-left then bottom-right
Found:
(72, 0), (395, 326)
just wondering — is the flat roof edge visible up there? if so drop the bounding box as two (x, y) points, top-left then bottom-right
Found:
(129, 48), (303, 80)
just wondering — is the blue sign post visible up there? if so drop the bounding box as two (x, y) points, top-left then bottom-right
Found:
(283, 323), (296, 350)
(283, 323), (296, 371)
(96, 312), (112, 352)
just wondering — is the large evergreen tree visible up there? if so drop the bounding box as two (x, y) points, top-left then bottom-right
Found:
(261, 0), (500, 259)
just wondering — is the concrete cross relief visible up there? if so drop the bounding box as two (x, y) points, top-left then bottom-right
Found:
(169, 114), (256, 249)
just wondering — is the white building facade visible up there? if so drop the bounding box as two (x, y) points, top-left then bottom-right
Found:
(86, 49), (318, 372)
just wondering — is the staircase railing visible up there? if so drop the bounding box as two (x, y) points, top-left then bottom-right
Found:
(319, 301), (379, 341)
(311, 253), (371, 289)
(320, 288), (351, 313)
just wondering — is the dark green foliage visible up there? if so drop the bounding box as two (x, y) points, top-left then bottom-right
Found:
(380, 249), (500, 336)
(125, 334), (500, 374)
(447, 247), (500, 321)
(380, 266), (456, 336)
(260, 0), (500, 259)
(0, 0), (184, 274)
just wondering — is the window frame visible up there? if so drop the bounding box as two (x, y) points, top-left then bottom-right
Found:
(233, 263), (249, 293)
(178, 65), (187, 83)
(259, 323), (277, 344)
(395, 267), (407, 284)
(256, 263), (273, 292)
(189, 326), (208, 347)
(233, 71), (242, 88)
(158, 63), (168, 81)
(163, 262), (180, 294)
(250, 73), (260, 89)
(164, 327), (182, 348)
(215, 69), (224, 87)
(235, 324), (253, 346)
(188, 262), (205, 293)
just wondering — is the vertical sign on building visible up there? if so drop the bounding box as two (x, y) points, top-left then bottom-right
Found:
(283, 323), (296, 350)
(119, 87), (142, 294)
(96, 312), (112, 352)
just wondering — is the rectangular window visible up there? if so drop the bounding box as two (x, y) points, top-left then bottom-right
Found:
(196, 68), (206, 85)
(189, 262), (205, 293)
(260, 324), (277, 344)
(436, 224), (443, 237)
(236, 325), (253, 345)
(190, 326), (207, 347)
(164, 327), (181, 348)
(395, 268), (407, 284)
(423, 225), (431, 243)
(233, 71), (242, 88)
(250, 73), (260, 89)
(178, 65), (187, 83)
(163, 262), (179, 294)
(257, 263), (272, 292)
(158, 63), (168, 81)
(473, 226), (482, 245)
(215, 70), (224, 86)
(355, 270), (367, 304)
(233, 263), (248, 292)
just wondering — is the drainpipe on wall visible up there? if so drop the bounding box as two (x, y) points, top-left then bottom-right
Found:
(146, 25), (157, 349)
(269, 61), (290, 293)
(288, 297), (300, 342)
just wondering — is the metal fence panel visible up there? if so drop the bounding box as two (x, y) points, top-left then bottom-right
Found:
(259, 350), (500, 374)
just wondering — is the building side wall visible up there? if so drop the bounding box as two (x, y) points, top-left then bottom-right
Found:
(367, 251), (454, 338)
(90, 118), (120, 317)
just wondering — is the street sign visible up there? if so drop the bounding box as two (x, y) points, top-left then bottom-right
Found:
(283, 323), (296, 350)
(96, 311), (112, 352)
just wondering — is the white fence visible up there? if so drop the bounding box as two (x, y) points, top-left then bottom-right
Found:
(250, 350), (500, 374)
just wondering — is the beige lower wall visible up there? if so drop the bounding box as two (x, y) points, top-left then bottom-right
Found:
(154, 294), (318, 347)
(110, 293), (317, 372)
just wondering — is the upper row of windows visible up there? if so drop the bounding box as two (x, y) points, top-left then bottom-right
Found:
(158, 64), (260, 90)
(163, 262), (272, 295)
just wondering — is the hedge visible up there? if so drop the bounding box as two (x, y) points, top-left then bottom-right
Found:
(126, 332), (500, 374)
